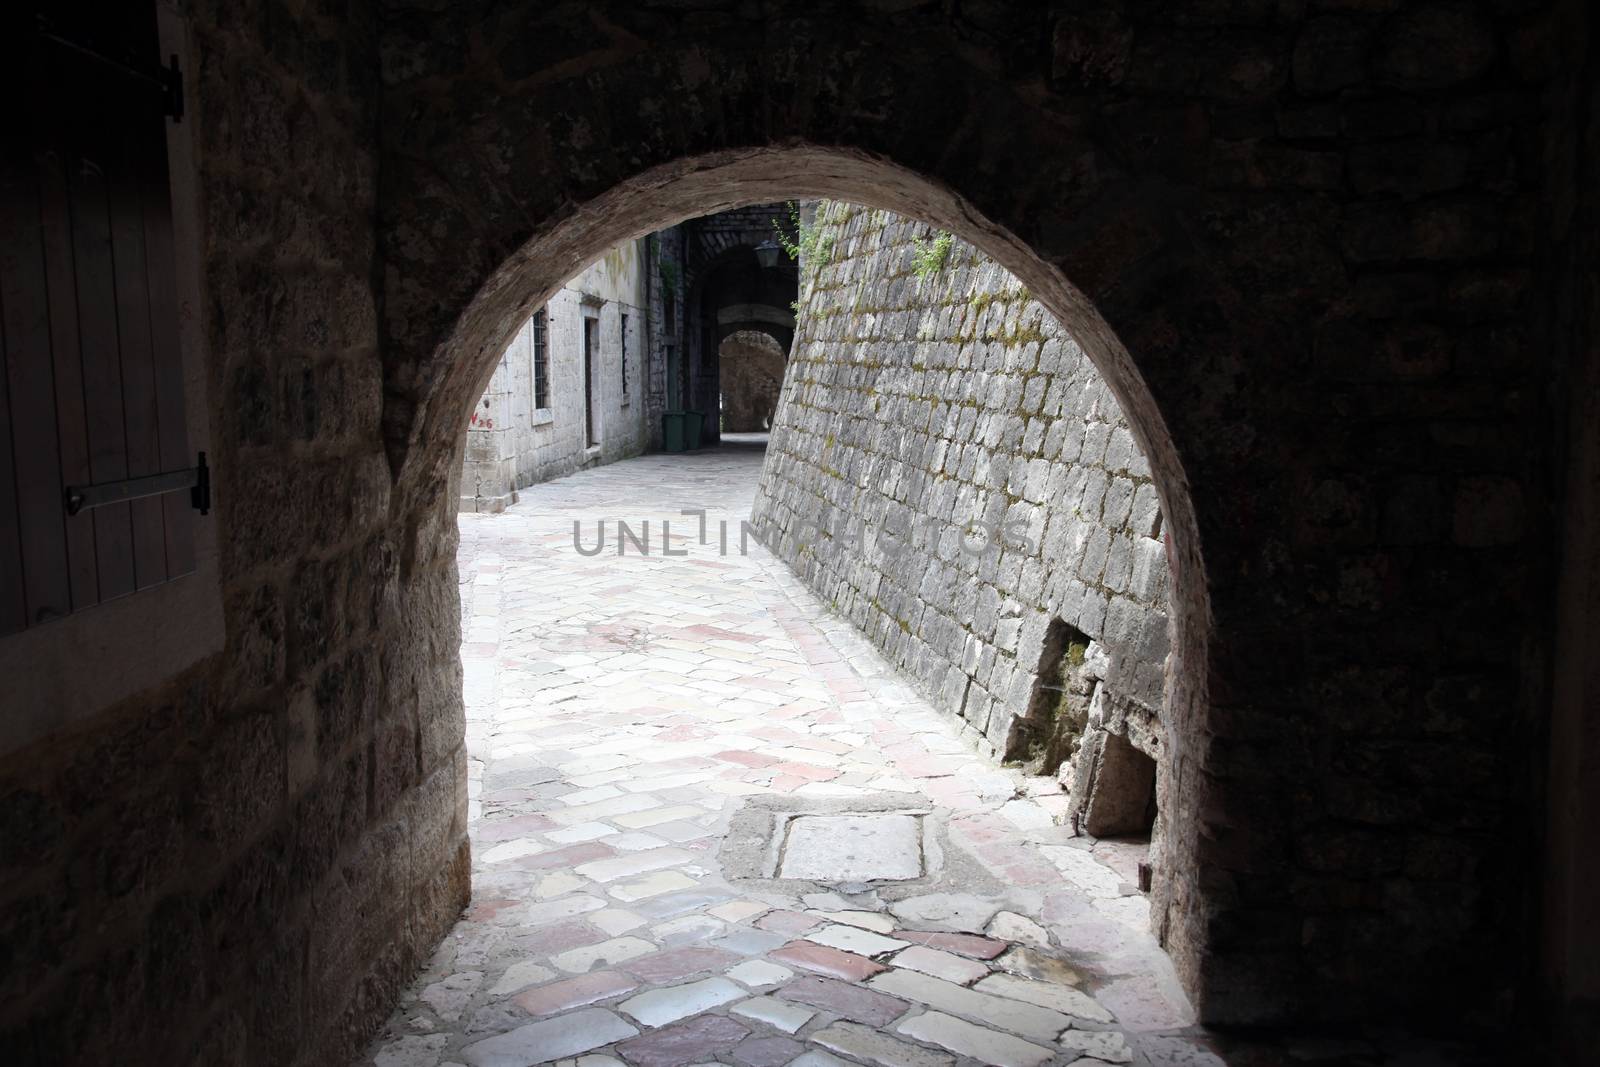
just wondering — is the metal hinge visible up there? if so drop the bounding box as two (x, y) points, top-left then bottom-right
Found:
(34, 18), (185, 122)
(165, 51), (184, 122)
(65, 452), (210, 517)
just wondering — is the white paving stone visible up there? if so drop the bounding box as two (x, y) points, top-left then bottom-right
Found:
(588, 908), (647, 935)
(974, 972), (1114, 1022)
(806, 923), (910, 958)
(551, 936), (657, 974)
(730, 995), (815, 1033)
(519, 895), (606, 925)
(708, 900), (769, 924)
(536, 872), (588, 899)
(487, 960), (556, 996)
(617, 977), (746, 1027)
(613, 804), (706, 828)
(648, 819), (716, 844)
(988, 911), (1051, 948)
(576, 847), (693, 882)
(894, 1011), (1052, 1067)
(459, 1008), (638, 1067)
(887, 893), (998, 933)
(549, 793), (662, 825)
(478, 838), (546, 864)
(812, 1022), (955, 1067)
(652, 914), (725, 945)
(608, 870), (698, 902)
(868, 969), (1072, 1042)
(607, 831), (670, 851)
(724, 958), (794, 989)
(807, 909), (896, 933)
(561, 784), (624, 805)
(890, 945), (990, 985)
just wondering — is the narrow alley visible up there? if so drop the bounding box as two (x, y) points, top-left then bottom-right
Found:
(364, 440), (1191, 1067)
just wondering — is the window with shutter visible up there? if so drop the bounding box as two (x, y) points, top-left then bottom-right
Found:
(0, 5), (198, 637)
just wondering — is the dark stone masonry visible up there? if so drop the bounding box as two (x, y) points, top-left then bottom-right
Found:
(1, 0), (1597, 1063)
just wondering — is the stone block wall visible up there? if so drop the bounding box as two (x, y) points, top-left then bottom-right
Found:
(460, 245), (651, 513)
(752, 205), (1171, 793)
(0, 4), (467, 1063)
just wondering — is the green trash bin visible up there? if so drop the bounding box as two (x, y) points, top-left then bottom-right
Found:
(662, 411), (687, 452)
(684, 410), (705, 450)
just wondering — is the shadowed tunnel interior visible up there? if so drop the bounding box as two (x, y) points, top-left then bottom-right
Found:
(1, 2), (1598, 1065)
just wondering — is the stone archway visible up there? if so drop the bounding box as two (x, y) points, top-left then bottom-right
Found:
(379, 142), (1225, 1003)
(1, 3), (1571, 1062)
(718, 329), (788, 432)
(364, 0), (1550, 1032)
(683, 229), (799, 443)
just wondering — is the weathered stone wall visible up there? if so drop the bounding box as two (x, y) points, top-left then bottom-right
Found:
(460, 243), (652, 512)
(0, 4), (466, 1063)
(751, 204), (1170, 796)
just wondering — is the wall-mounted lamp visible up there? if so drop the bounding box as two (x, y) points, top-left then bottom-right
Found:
(754, 239), (782, 269)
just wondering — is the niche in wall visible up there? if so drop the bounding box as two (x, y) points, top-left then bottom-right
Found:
(1008, 618), (1097, 777)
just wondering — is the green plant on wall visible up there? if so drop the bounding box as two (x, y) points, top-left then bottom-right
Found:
(912, 231), (953, 280)
(659, 257), (679, 296)
(773, 201), (835, 270)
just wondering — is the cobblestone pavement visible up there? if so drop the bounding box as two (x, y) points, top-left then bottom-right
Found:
(363, 438), (1212, 1067)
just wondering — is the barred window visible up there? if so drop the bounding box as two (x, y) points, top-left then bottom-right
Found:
(532, 307), (550, 410)
(620, 313), (630, 397)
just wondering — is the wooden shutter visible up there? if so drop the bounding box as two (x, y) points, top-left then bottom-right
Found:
(0, 5), (195, 637)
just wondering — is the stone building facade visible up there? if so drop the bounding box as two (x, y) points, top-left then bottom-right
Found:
(459, 242), (652, 512)
(753, 204), (1169, 837)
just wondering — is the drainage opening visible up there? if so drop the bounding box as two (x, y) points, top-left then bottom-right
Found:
(1007, 618), (1098, 776)
(1075, 731), (1158, 839)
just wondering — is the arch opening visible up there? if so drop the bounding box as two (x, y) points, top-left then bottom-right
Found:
(398, 151), (1214, 1027)
(717, 329), (787, 433)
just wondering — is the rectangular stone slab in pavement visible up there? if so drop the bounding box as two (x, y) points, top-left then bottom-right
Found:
(778, 814), (923, 881)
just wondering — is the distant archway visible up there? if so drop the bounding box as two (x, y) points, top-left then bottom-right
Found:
(718, 329), (787, 432)
(685, 236), (798, 444)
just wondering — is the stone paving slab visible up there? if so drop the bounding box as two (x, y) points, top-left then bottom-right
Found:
(778, 814), (923, 881)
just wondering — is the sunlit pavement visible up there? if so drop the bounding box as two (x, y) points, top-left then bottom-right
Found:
(364, 439), (1204, 1067)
